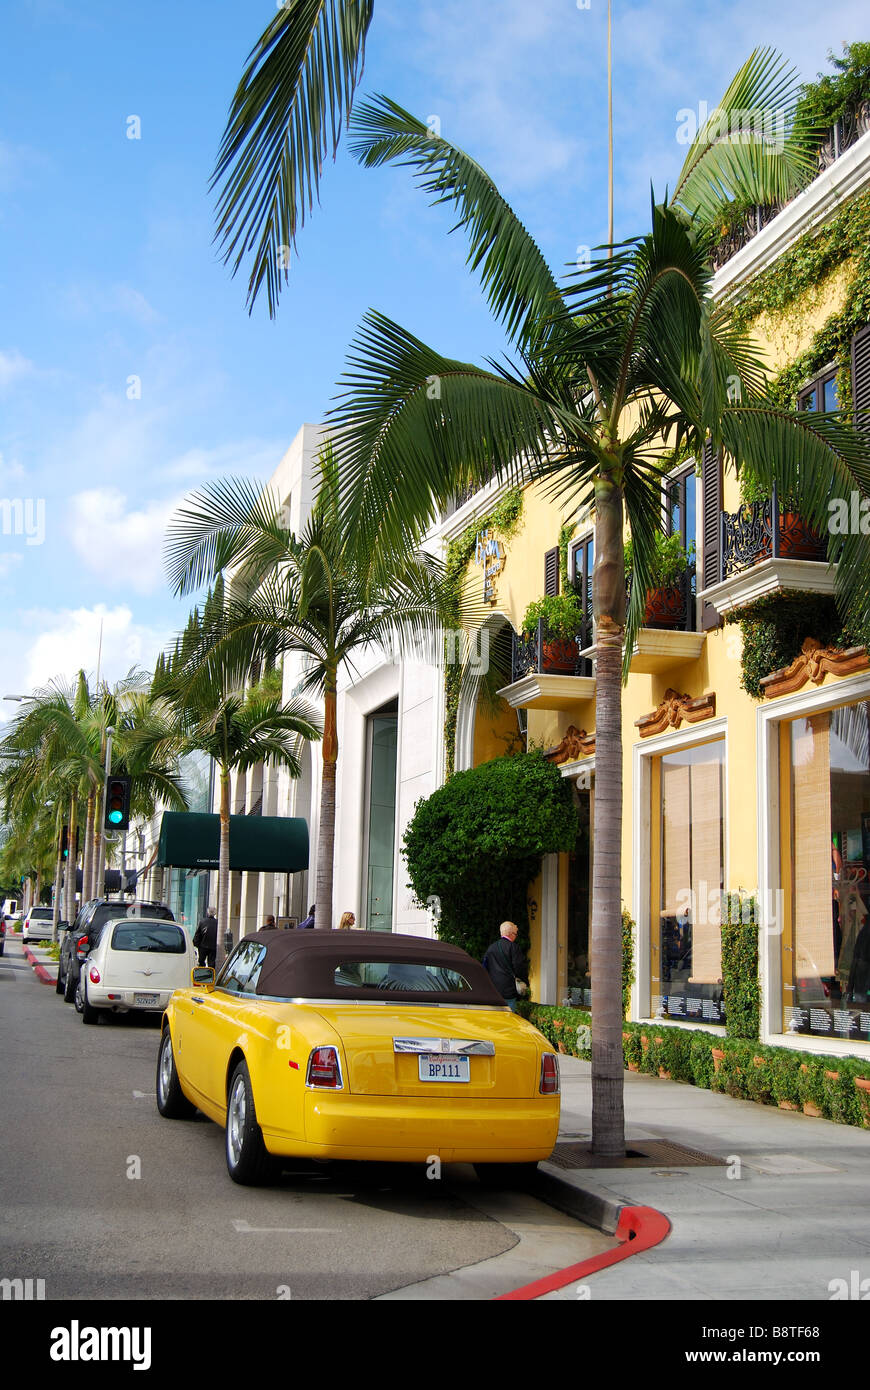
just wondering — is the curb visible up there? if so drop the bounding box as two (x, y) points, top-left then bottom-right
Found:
(496, 1201), (670, 1299)
(23, 944), (57, 985)
(494, 1165), (670, 1300)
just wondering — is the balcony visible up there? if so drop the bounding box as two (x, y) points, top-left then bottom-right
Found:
(711, 101), (870, 271)
(499, 617), (595, 710)
(699, 491), (834, 618)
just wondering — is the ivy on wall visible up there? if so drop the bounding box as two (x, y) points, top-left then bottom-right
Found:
(721, 893), (761, 1040)
(729, 191), (870, 419)
(443, 487), (524, 777)
(725, 592), (864, 699)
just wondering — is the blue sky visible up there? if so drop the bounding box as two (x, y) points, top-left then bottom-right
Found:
(0, 0), (865, 709)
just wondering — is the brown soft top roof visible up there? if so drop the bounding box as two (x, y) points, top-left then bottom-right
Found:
(247, 929), (504, 1005)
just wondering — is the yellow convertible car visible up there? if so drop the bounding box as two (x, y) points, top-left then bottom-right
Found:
(156, 930), (560, 1184)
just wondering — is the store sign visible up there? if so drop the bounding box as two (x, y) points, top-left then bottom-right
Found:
(474, 528), (505, 604)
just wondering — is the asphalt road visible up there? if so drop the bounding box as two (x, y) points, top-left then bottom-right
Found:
(0, 938), (592, 1300)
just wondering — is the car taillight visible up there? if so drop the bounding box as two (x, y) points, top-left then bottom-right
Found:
(77, 935), (89, 952)
(306, 1046), (342, 1089)
(89, 967), (101, 984)
(540, 1053), (560, 1095)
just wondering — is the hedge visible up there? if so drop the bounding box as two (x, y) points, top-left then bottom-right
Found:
(524, 1003), (870, 1129)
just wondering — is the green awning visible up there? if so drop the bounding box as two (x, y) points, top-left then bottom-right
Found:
(156, 812), (309, 873)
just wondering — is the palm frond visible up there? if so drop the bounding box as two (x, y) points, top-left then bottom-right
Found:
(672, 47), (818, 224)
(212, 0), (374, 316)
(348, 94), (565, 352)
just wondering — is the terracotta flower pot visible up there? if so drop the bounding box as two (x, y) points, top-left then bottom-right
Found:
(627, 1062), (639, 1073)
(825, 1070), (840, 1082)
(753, 1056), (766, 1067)
(803, 1102), (823, 1118)
(641, 1035), (650, 1051)
(643, 585), (683, 628)
(711, 1047), (726, 1074)
(778, 1100), (800, 1111)
(854, 1077), (870, 1092)
(659, 1068), (671, 1080)
(778, 511), (827, 561)
(541, 638), (579, 673)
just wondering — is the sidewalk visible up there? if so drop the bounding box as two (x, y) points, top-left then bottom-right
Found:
(539, 1055), (870, 1300)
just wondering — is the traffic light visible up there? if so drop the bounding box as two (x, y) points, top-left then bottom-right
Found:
(104, 776), (132, 831)
(61, 826), (80, 859)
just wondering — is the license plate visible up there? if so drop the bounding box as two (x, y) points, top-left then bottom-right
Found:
(418, 1054), (470, 1083)
(134, 993), (160, 1006)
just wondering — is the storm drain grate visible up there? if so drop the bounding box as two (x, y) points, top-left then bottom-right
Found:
(547, 1139), (725, 1169)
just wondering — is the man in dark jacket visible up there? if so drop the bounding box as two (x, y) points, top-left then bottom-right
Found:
(193, 908), (218, 968)
(483, 921), (529, 1012)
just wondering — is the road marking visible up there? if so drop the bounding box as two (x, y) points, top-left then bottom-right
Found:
(232, 1219), (335, 1234)
(132, 1090), (156, 1098)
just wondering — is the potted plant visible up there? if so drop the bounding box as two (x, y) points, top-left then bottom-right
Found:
(738, 474), (827, 561)
(624, 532), (694, 628)
(521, 592), (585, 673)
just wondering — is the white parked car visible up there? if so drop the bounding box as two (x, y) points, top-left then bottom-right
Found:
(75, 916), (196, 1025)
(22, 907), (55, 943)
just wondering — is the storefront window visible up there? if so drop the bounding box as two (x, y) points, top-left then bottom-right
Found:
(785, 702), (870, 1041)
(653, 739), (726, 1023)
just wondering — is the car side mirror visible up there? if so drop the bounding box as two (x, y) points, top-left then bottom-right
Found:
(191, 967), (215, 990)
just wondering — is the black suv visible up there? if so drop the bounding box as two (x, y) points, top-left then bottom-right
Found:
(57, 900), (175, 1003)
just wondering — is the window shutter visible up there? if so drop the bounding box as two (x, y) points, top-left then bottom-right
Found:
(544, 546), (559, 596)
(700, 441), (722, 631)
(852, 324), (870, 435)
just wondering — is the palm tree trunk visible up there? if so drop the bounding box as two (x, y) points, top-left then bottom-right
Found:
(316, 683), (338, 931)
(218, 765), (231, 963)
(64, 797), (78, 923)
(52, 815), (64, 941)
(81, 790), (96, 902)
(590, 476), (626, 1158)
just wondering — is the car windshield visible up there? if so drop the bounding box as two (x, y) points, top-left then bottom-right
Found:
(333, 961), (473, 993)
(111, 924), (187, 954)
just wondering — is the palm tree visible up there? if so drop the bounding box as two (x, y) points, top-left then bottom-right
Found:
(321, 93), (870, 1156)
(164, 446), (458, 932)
(153, 638), (321, 955)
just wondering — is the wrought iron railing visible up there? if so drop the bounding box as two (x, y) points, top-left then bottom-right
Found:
(721, 488), (827, 579)
(711, 100), (870, 270)
(633, 565), (697, 632)
(511, 614), (594, 683)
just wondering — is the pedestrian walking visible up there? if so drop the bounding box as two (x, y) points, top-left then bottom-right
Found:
(298, 904), (316, 930)
(482, 921), (529, 1013)
(337, 911), (356, 930)
(193, 907), (218, 969)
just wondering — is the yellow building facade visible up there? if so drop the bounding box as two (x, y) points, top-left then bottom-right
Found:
(442, 128), (870, 1059)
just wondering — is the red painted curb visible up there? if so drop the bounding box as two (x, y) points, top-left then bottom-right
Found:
(494, 1204), (671, 1301)
(23, 945), (57, 985)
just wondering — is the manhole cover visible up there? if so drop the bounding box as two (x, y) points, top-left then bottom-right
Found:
(547, 1139), (724, 1169)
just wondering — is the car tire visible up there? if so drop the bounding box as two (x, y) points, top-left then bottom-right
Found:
(80, 979), (99, 1025)
(55, 966), (64, 993)
(63, 963), (76, 1003)
(156, 1028), (196, 1120)
(473, 1162), (540, 1189)
(225, 1060), (276, 1186)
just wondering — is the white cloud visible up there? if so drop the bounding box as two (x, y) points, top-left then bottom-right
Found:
(0, 603), (170, 715)
(0, 450), (27, 484)
(0, 349), (35, 391)
(68, 488), (178, 595)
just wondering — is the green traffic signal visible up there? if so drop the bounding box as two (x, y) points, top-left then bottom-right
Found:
(104, 777), (132, 831)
